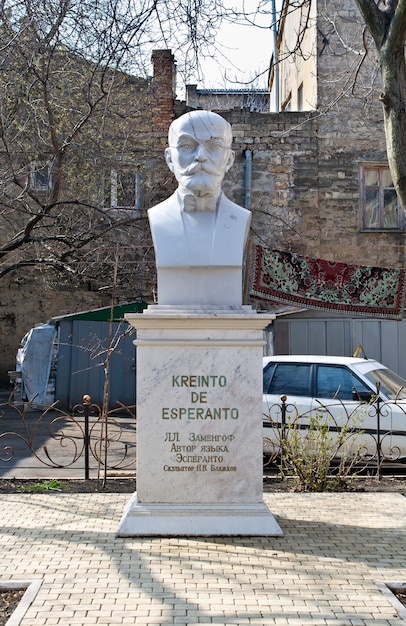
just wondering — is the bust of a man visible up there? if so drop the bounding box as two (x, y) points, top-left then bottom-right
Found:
(148, 110), (251, 306)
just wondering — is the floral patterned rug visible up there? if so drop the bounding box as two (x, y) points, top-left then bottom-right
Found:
(251, 245), (405, 319)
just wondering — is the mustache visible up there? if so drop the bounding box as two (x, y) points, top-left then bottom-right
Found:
(180, 163), (219, 176)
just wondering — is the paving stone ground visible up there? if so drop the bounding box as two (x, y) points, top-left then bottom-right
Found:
(1, 492), (406, 625)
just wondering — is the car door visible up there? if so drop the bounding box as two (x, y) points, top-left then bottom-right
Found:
(311, 364), (392, 459)
(263, 362), (312, 456)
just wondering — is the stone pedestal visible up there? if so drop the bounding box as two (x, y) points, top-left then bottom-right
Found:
(117, 306), (283, 537)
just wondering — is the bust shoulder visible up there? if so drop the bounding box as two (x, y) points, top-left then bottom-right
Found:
(148, 193), (180, 222)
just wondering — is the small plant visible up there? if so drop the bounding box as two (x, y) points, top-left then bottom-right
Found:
(17, 479), (64, 493)
(277, 404), (367, 492)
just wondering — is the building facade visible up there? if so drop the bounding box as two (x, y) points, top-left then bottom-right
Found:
(186, 85), (270, 112)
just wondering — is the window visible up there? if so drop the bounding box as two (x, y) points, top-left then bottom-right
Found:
(360, 163), (403, 230)
(266, 363), (311, 397)
(316, 365), (371, 401)
(263, 363), (276, 393)
(29, 162), (52, 192)
(103, 168), (141, 211)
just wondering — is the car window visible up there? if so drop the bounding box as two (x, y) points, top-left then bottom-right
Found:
(267, 363), (311, 396)
(361, 367), (406, 400)
(263, 363), (276, 393)
(316, 365), (371, 400)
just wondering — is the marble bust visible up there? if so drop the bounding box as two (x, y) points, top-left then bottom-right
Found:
(148, 110), (251, 306)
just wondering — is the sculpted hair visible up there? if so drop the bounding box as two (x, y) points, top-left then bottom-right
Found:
(168, 111), (233, 147)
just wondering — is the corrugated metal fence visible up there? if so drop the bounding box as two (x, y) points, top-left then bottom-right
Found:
(273, 314), (406, 378)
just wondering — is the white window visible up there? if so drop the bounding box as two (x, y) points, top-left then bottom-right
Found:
(29, 162), (52, 192)
(103, 168), (141, 211)
(360, 163), (404, 231)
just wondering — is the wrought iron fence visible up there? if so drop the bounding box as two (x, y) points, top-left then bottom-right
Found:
(2, 389), (405, 481)
(0, 394), (136, 479)
(263, 392), (406, 478)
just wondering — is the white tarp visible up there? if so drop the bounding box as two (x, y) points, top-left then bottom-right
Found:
(16, 323), (57, 405)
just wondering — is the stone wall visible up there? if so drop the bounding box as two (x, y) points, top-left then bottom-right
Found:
(220, 104), (404, 309)
(222, 110), (319, 256)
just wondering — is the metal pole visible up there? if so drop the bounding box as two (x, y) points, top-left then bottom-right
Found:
(280, 394), (287, 474)
(83, 394), (91, 480)
(376, 383), (381, 479)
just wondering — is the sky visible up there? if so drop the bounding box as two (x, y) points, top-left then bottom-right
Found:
(194, 19), (274, 91)
(172, 3), (276, 98)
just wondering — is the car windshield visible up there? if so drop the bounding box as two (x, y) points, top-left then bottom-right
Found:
(361, 367), (406, 400)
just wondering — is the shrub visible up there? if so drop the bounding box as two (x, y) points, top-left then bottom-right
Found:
(276, 401), (368, 491)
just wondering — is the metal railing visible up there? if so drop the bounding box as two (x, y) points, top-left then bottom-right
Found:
(263, 391), (406, 479)
(2, 389), (405, 481)
(0, 394), (136, 479)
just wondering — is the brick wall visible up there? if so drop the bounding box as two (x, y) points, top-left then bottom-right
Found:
(151, 50), (176, 131)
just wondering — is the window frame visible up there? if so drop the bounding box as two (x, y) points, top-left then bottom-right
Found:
(359, 162), (404, 232)
(29, 161), (53, 193)
(102, 167), (141, 212)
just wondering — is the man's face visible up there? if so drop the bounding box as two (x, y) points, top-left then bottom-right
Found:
(165, 113), (235, 196)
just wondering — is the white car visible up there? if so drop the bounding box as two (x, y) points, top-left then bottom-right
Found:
(262, 355), (406, 461)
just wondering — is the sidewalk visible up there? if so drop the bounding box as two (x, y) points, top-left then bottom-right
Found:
(1, 492), (406, 625)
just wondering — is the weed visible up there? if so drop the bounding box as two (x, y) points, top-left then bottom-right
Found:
(17, 479), (64, 493)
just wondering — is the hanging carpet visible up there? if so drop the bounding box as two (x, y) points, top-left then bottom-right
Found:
(251, 245), (405, 319)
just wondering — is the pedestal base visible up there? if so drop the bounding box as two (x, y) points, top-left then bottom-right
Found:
(120, 309), (282, 538)
(117, 493), (283, 537)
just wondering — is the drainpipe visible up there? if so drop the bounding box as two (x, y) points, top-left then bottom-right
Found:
(271, 0), (279, 112)
(242, 149), (253, 304)
(244, 149), (252, 209)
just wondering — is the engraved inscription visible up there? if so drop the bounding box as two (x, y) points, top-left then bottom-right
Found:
(162, 373), (239, 472)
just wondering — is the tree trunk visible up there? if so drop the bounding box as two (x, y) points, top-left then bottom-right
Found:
(380, 45), (406, 209)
